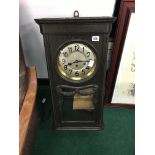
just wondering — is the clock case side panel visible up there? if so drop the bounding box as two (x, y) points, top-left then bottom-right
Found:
(42, 35), (62, 128)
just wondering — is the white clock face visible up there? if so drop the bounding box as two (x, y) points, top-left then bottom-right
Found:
(57, 42), (96, 81)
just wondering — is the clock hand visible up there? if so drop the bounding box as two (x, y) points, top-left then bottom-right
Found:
(67, 60), (91, 66)
(67, 60), (78, 66)
(77, 60), (90, 63)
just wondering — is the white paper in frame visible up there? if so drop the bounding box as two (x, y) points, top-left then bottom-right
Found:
(112, 13), (135, 104)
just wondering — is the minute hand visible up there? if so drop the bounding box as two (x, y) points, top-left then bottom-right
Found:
(67, 60), (90, 66)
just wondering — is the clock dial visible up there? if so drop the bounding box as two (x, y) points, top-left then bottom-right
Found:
(57, 42), (96, 81)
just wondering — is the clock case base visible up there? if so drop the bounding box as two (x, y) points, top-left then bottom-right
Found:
(35, 17), (115, 130)
(55, 126), (102, 131)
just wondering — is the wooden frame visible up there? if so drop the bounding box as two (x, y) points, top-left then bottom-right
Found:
(19, 66), (38, 155)
(105, 103), (135, 109)
(105, 0), (135, 108)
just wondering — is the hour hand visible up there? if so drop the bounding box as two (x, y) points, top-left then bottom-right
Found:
(68, 62), (72, 66)
(67, 60), (79, 66)
(67, 60), (90, 66)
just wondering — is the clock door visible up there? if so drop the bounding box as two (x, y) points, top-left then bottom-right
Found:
(55, 42), (100, 126)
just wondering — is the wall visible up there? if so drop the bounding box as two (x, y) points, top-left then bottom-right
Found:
(19, 0), (115, 78)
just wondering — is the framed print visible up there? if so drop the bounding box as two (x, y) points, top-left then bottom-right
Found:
(112, 12), (135, 104)
(106, 0), (135, 107)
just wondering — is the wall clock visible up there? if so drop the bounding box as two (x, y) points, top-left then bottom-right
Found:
(35, 11), (115, 130)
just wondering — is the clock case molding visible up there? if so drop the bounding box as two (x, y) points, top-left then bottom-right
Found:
(105, 0), (135, 108)
(35, 16), (115, 130)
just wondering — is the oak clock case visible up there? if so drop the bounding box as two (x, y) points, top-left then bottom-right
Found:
(35, 15), (115, 130)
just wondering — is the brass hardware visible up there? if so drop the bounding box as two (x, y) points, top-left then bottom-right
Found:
(74, 10), (79, 17)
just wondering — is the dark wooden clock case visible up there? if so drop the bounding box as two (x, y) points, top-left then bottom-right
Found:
(35, 16), (115, 130)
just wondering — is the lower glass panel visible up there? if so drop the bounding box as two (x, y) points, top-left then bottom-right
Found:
(62, 95), (95, 122)
(56, 85), (98, 122)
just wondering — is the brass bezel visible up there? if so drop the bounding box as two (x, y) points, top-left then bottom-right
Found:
(56, 42), (97, 81)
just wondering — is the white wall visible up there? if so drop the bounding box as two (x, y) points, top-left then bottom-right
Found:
(19, 0), (115, 78)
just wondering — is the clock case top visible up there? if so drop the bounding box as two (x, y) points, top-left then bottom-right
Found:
(35, 17), (115, 34)
(35, 16), (116, 130)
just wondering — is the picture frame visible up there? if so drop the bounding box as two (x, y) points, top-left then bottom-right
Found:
(106, 0), (135, 108)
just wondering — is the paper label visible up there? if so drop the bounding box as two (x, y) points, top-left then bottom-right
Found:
(92, 36), (100, 41)
(88, 60), (94, 67)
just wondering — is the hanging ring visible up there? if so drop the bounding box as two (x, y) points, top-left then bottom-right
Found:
(74, 10), (79, 17)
